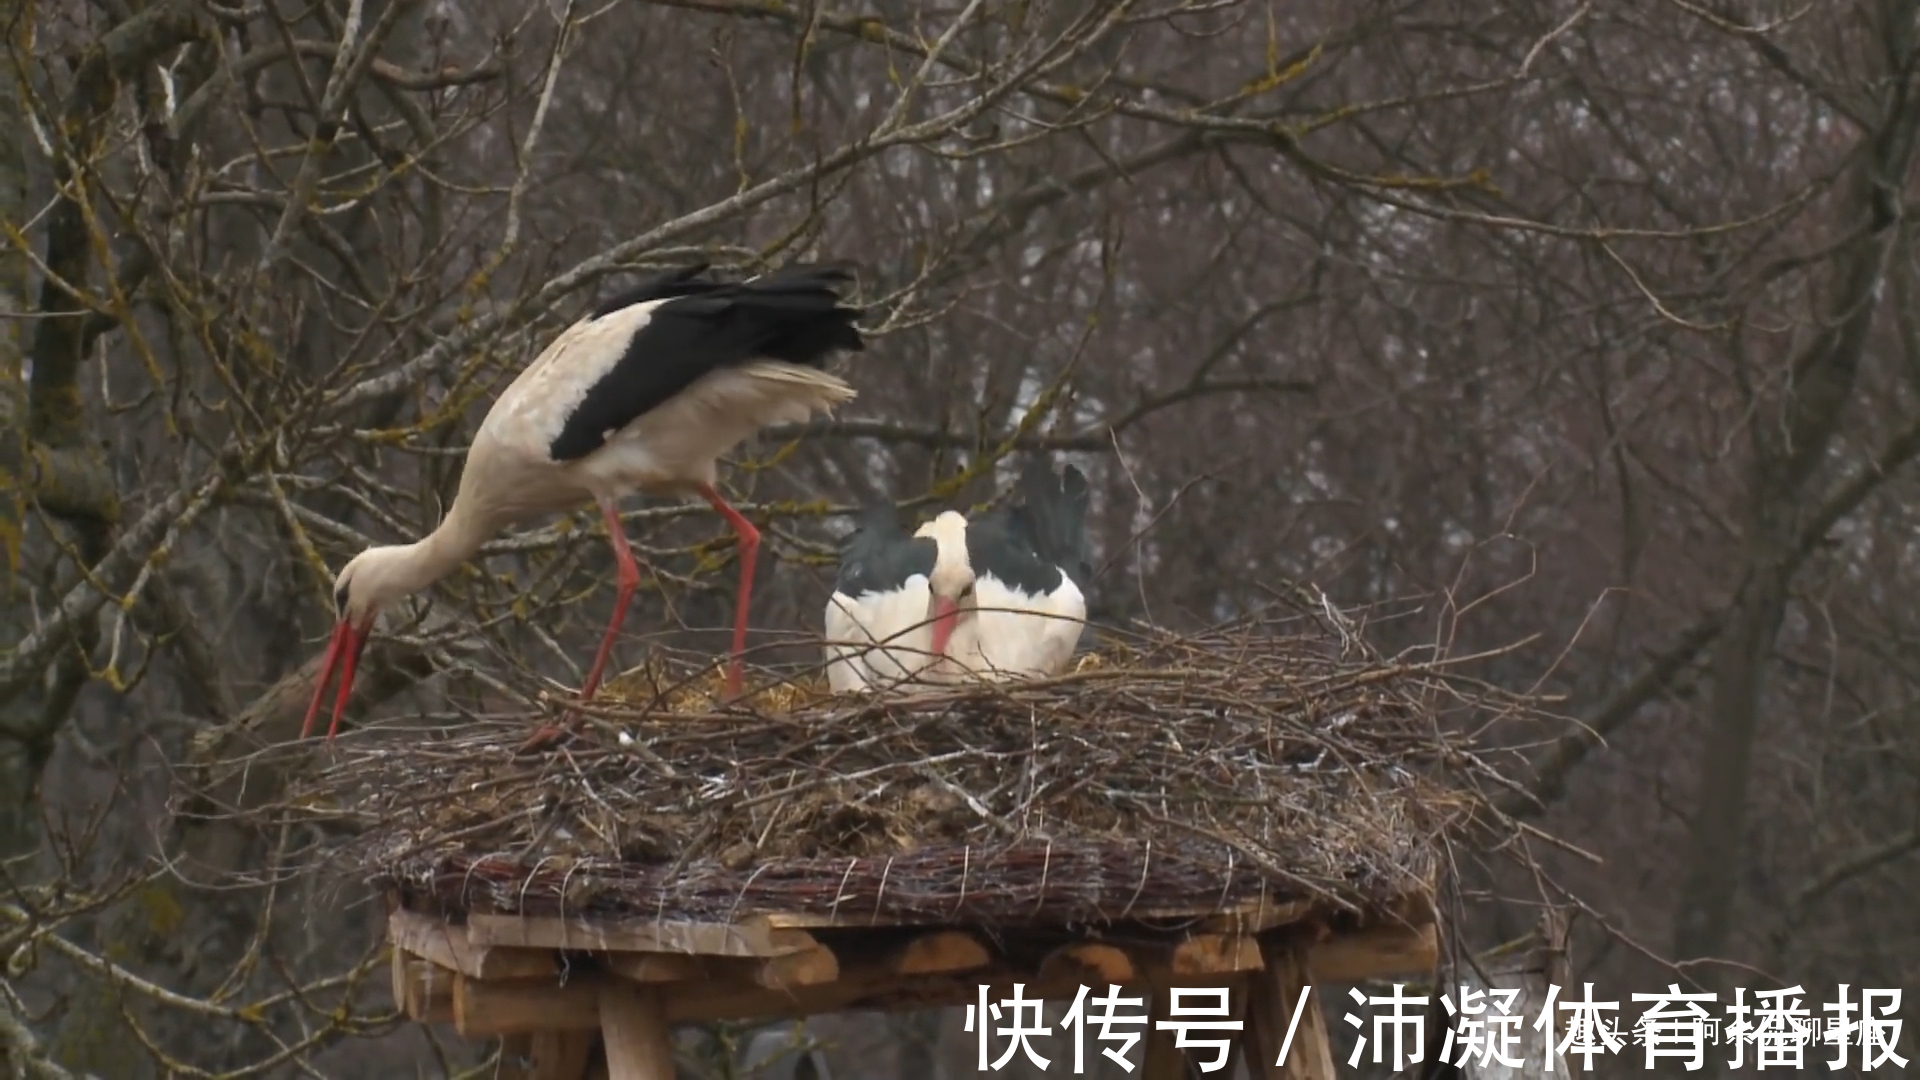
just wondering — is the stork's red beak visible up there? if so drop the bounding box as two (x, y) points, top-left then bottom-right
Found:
(300, 619), (370, 742)
(929, 596), (959, 657)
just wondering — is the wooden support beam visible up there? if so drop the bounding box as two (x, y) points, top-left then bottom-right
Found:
(600, 981), (675, 1080)
(604, 952), (712, 983)
(664, 965), (930, 1023)
(392, 910), (559, 980)
(1197, 898), (1316, 936)
(389, 946), (406, 1011)
(1171, 935), (1263, 977)
(1306, 921), (1437, 982)
(455, 973), (603, 1036)
(754, 946), (841, 991)
(1247, 942), (1336, 1080)
(605, 947), (839, 990)
(682, 965), (1120, 1025)
(441, 961), (1235, 1035)
(436, 914), (1438, 1039)
(467, 913), (818, 957)
(891, 931), (991, 975)
(1038, 942), (1136, 986)
(392, 950), (455, 1023)
(742, 912), (856, 930)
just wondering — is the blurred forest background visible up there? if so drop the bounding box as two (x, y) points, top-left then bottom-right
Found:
(3, 0), (1919, 1075)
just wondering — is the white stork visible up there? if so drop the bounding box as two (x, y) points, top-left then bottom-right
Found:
(822, 506), (965, 692)
(303, 263), (865, 746)
(823, 458), (1090, 692)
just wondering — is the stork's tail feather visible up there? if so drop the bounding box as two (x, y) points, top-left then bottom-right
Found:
(738, 362), (858, 418)
(718, 263), (867, 363)
(596, 262), (866, 366)
(733, 264), (866, 364)
(747, 261), (858, 288)
(590, 262), (718, 320)
(1012, 457), (1092, 587)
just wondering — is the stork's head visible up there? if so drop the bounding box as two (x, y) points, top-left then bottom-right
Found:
(334, 543), (449, 623)
(300, 543), (439, 741)
(914, 511), (976, 656)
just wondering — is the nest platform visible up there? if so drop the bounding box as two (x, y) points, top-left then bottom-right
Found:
(384, 891), (1433, 1080)
(299, 621), (1523, 1080)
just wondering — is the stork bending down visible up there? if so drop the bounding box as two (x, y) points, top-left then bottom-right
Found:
(302, 263), (865, 746)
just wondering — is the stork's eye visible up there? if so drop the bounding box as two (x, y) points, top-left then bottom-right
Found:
(959, 583), (975, 599)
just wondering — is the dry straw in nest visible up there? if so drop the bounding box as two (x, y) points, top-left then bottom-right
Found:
(288, 617), (1530, 928)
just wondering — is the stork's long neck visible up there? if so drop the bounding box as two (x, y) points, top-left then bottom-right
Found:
(389, 500), (492, 596)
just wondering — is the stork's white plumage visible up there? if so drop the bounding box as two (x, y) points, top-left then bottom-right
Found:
(822, 508), (968, 692)
(823, 459), (1091, 693)
(304, 263), (865, 748)
(942, 459), (1090, 681)
(943, 563), (1086, 681)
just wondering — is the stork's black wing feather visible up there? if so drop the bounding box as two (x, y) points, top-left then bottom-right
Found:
(965, 505), (1064, 597)
(834, 504), (936, 597)
(549, 263), (865, 462)
(588, 263), (718, 319)
(1007, 458), (1092, 588)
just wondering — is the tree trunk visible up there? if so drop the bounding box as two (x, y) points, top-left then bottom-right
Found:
(1672, 5), (1920, 968)
(0, 0), (34, 862)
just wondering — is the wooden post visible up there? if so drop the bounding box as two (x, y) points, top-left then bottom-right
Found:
(599, 980), (675, 1080)
(389, 946), (406, 1011)
(1246, 943), (1335, 1080)
(497, 1033), (595, 1080)
(528, 1032), (599, 1080)
(393, 952), (455, 1023)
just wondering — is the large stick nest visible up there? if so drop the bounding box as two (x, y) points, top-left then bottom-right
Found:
(288, 614), (1532, 928)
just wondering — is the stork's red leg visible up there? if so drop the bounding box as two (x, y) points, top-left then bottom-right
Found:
(520, 496), (641, 753)
(697, 482), (759, 698)
(580, 495), (643, 702)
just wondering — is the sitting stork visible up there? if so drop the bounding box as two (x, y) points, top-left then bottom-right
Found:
(822, 505), (965, 692)
(945, 457), (1092, 680)
(823, 458), (1090, 692)
(304, 263), (865, 745)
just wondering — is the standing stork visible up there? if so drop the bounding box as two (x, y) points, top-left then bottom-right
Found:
(303, 263), (865, 745)
(822, 457), (1090, 692)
